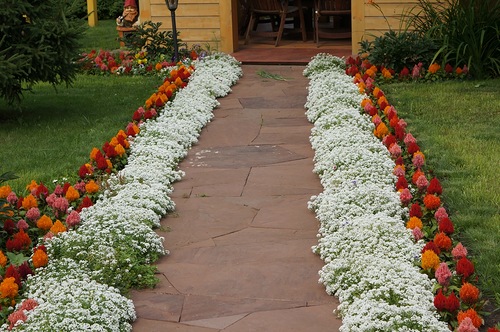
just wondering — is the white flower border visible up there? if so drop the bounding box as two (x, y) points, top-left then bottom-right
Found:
(5, 53), (242, 332)
(304, 54), (450, 332)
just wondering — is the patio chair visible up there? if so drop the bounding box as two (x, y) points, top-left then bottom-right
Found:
(314, 0), (351, 47)
(244, 0), (307, 47)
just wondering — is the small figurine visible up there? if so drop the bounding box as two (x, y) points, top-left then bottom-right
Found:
(116, 0), (139, 27)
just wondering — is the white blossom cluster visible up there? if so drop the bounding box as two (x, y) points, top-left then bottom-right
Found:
(304, 54), (449, 332)
(3, 53), (242, 332)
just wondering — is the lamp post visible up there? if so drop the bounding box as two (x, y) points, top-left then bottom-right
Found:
(166, 0), (179, 63)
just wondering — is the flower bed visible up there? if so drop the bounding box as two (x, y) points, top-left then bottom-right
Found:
(304, 53), (493, 331)
(0, 53), (242, 331)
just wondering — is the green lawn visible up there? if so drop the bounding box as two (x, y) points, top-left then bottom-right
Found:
(383, 79), (500, 311)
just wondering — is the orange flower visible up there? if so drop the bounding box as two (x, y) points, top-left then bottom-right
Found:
(428, 63), (441, 74)
(455, 67), (463, 75)
(109, 136), (119, 147)
(459, 282), (480, 304)
(434, 232), (452, 251)
(0, 277), (18, 299)
(361, 98), (372, 108)
(65, 186), (80, 202)
(377, 96), (388, 107)
(406, 216), (423, 230)
(374, 122), (389, 138)
(457, 308), (483, 328)
(106, 159), (112, 169)
(382, 68), (393, 79)
(423, 193), (441, 210)
(421, 249), (440, 270)
(365, 68), (376, 78)
(85, 180), (100, 194)
(0, 185), (11, 199)
(358, 82), (366, 93)
(412, 169), (425, 184)
(114, 144), (126, 156)
(90, 147), (100, 160)
(174, 76), (183, 86)
(37, 215), (53, 231)
(155, 62), (163, 71)
(50, 220), (67, 235)
(0, 250), (7, 267)
(32, 249), (48, 269)
(26, 180), (38, 192)
(373, 87), (381, 97)
(21, 194), (38, 210)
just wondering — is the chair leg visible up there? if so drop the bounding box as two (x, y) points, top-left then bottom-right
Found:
(244, 13), (255, 45)
(275, 14), (287, 47)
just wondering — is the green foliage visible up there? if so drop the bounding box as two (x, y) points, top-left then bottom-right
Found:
(77, 0), (123, 20)
(0, 0), (87, 106)
(406, 0), (500, 78)
(80, 19), (122, 52)
(123, 21), (189, 62)
(359, 30), (438, 73)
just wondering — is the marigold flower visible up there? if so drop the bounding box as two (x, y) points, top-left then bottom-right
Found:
(457, 308), (483, 329)
(434, 232), (452, 251)
(428, 63), (441, 74)
(36, 215), (53, 231)
(435, 262), (452, 286)
(0, 185), (12, 199)
(423, 193), (441, 210)
(0, 250), (7, 267)
(452, 242), (468, 260)
(21, 194), (38, 210)
(456, 257), (475, 279)
(421, 249), (440, 270)
(50, 220), (67, 235)
(0, 277), (19, 299)
(406, 216), (423, 230)
(65, 186), (80, 202)
(32, 248), (48, 269)
(460, 282), (480, 304)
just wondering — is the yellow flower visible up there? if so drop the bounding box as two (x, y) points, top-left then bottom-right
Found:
(22, 194), (38, 210)
(0, 185), (11, 199)
(50, 220), (67, 235)
(65, 186), (80, 202)
(0, 277), (18, 299)
(85, 180), (100, 194)
(421, 250), (440, 270)
(37, 215), (53, 231)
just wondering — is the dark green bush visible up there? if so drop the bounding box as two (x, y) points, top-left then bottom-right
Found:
(78, 0), (124, 20)
(407, 0), (500, 78)
(359, 30), (438, 73)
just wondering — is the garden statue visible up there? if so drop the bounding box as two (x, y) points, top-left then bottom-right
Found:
(116, 0), (139, 27)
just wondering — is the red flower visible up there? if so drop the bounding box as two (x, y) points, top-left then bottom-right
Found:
(5, 264), (22, 287)
(383, 134), (397, 148)
(76, 196), (93, 212)
(456, 257), (475, 279)
(423, 193), (441, 210)
(78, 164), (90, 179)
(409, 203), (423, 218)
(422, 241), (441, 255)
(18, 262), (33, 280)
(3, 219), (16, 235)
(396, 176), (408, 191)
(434, 232), (452, 251)
(445, 63), (454, 74)
(62, 182), (71, 195)
(399, 66), (410, 78)
(438, 217), (454, 234)
(434, 289), (447, 311)
(407, 142), (420, 155)
(96, 154), (109, 170)
(34, 183), (49, 198)
(394, 124), (405, 140)
(445, 291), (460, 312)
(132, 109), (143, 121)
(459, 282), (480, 304)
(427, 177), (443, 195)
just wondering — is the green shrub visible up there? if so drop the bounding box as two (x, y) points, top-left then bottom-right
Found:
(359, 30), (438, 73)
(406, 0), (500, 78)
(78, 0), (123, 20)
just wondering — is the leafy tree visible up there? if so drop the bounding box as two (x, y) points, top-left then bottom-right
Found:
(0, 0), (86, 105)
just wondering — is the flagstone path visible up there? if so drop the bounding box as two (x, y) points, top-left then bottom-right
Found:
(130, 65), (342, 331)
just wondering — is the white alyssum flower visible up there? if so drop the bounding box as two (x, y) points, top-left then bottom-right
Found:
(304, 54), (449, 331)
(4, 54), (242, 332)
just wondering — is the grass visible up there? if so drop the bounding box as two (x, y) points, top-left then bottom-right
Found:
(0, 20), (161, 192)
(383, 79), (500, 311)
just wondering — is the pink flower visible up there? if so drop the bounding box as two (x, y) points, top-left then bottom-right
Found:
(7, 192), (17, 205)
(435, 262), (452, 286)
(43, 232), (54, 242)
(26, 207), (40, 221)
(53, 184), (64, 196)
(412, 62), (423, 79)
(412, 227), (424, 241)
(16, 219), (29, 231)
(8, 309), (27, 330)
(20, 298), (38, 311)
(400, 188), (412, 205)
(66, 210), (81, 228)
(389, 144), (402, 158)
(412, 153), (425, 168)
(74, 181), (86, 194)
(45, 193), (57, 206)
(53, 197), (69, 214)
(393, 165), (405, 177)
(457, 317), (479, 332)
(434, 207), (449, 222)
(416, 175), (429, 191)
(398, 118), (407, 129)
(372, 115), (382, 126)
(404, 133), (417, 146)
(452, 242), (468, 260)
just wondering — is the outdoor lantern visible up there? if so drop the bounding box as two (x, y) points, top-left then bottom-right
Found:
(165, 0), (179, 62)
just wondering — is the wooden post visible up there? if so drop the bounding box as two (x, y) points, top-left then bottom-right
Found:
(87, 0), (98, 27)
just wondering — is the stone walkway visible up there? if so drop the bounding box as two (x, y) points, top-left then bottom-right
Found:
(131, 65), (342, 331)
